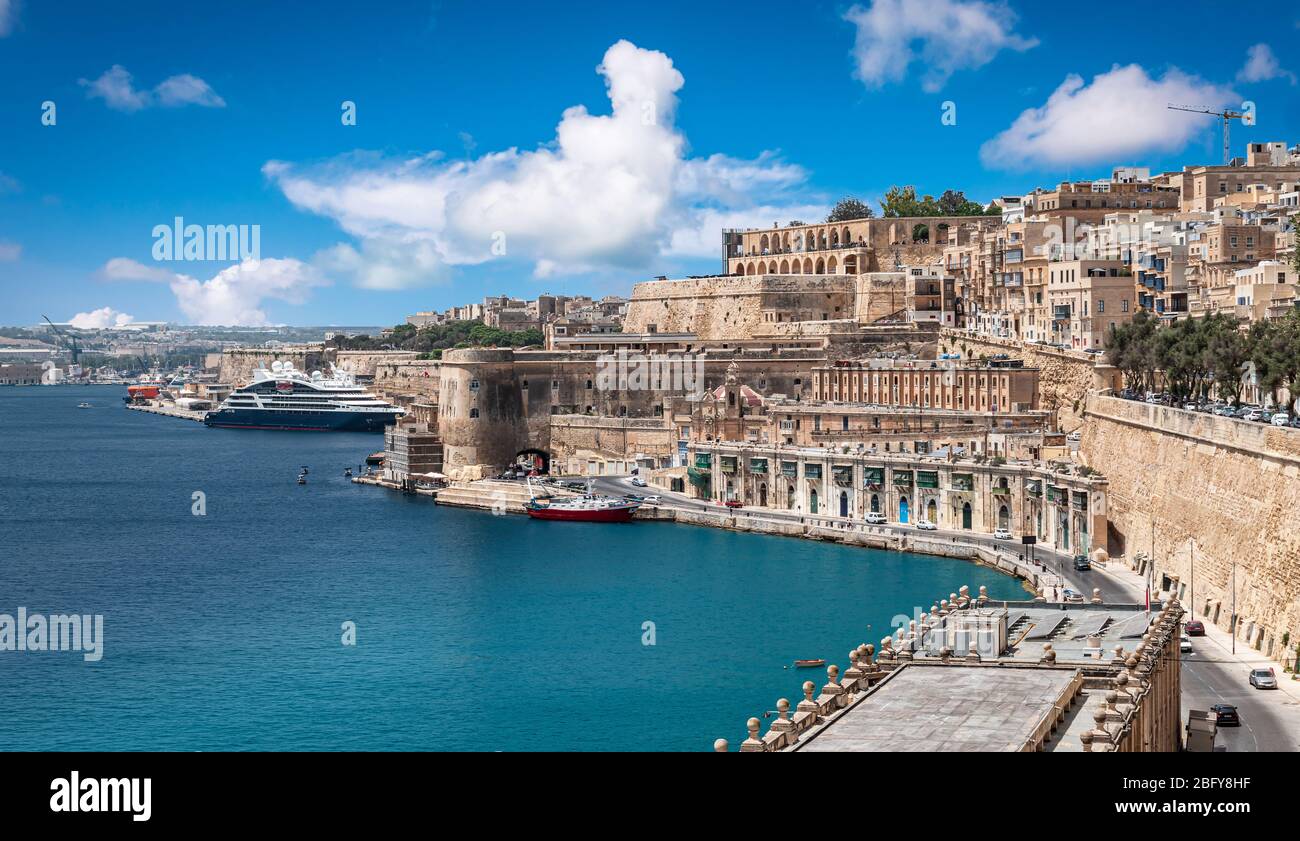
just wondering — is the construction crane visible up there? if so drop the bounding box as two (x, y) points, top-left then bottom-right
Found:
(41, 315), (82, 364)
(1167, 104), (1247, 166)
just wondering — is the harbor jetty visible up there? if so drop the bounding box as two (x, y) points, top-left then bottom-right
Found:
(125, 401), (207, 423)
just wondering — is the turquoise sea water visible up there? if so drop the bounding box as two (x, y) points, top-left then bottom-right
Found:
(0, 385), (1026, 751)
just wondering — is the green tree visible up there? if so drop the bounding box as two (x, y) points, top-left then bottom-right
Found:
(880, 185), (995, 218)
(825, 197), (874, 223)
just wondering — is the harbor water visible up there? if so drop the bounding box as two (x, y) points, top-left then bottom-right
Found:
(0, 385), (1026, 751)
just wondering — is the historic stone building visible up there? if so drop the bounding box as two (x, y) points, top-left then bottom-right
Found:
(810, 357), (1039, 412)
(687, 440), (1107, 554)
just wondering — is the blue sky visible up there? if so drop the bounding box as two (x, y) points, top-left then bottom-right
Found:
(1, 0), (1297, 327)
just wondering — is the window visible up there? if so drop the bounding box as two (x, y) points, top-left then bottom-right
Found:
(1097, 299), (1105, 314)
(469, 379), (480, 390)
(469, 408), (479, 418)
(1121, 299), (1129, 312)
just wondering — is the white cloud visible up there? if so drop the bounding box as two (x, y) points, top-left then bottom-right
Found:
(264, 40), (818, 286)
(0, 1), (17, 37)
(844, 0), (1036, 92)
(980, 64), (1237, 170)
(97, 257), (325, 326)
(0, 240), (20, 261)
(69, 307), (134, 329)
(80, 65), (226, 112)
(154, 73), (227, 107)
(101, 256), (175, 282)
(1237, 44), (1296, 85)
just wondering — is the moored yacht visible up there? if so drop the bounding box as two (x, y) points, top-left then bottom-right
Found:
(204, 361), (404, 432)
(524, 478), (640, 522)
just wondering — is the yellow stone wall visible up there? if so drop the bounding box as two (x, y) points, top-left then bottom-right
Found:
(1080, 394), (1300, 662)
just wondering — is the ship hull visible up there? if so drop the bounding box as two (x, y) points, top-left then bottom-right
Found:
(203, 408), (399, 432)
(525, 504), (638, 522)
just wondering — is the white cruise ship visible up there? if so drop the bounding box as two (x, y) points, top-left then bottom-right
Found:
(204, 361), (405, 432)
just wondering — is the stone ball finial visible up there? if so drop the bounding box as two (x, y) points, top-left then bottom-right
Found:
(827, 664), (840, 681)
(1091, 587), (1102, 604)
(747, 717), (761, 737)
(864, 643), (875, 657)
(802, 681), (815, 701)
(1093, 707), (1107, 726)
(714, 738), (729, 752)
(776, 698), (790, 715)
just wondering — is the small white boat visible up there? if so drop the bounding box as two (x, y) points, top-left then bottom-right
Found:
(77, 402), (93, 409)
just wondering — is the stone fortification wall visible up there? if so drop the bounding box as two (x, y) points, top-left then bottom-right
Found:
(217, 347), (327, 385)
(940, 330), (1117, 425)
(624, 275), (853, 339)
(1080, 394), (1300, 663)
(547, 415), (675, 464)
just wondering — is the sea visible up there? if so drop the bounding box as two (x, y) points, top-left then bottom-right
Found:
(0, 385), (1027, 751)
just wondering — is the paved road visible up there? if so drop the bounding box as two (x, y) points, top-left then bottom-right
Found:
(584, 474), (1300, 750)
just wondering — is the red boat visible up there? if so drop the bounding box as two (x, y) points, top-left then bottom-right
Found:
(524, 479), (640, 522)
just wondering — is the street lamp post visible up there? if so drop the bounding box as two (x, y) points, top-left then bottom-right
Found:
(1231, 559), (1236, 656)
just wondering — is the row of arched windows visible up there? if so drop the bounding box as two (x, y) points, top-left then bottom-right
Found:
(734, 254), (861, 276)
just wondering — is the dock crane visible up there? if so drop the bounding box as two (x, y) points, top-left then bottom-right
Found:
(1166, 104), (1248, 166)
(41, 315), (82, 364)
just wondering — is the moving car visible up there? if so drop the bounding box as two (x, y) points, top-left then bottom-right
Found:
(914, 519), (938, 531)
(642, 495), (662, 505)
(1211, 704), (1240, 726)
(1072, 554), (1092, 571)
(630, 477), (647, 487)
(1062, 589), (1085, 604)
(865, 512), (887, 524)
(723, 499), (744, 509)
(1184, 619), (1205, 636)
(1180, 634), (1192, 653)
(1249, 668), (1278, 690)
(993, 528), (1012, 540)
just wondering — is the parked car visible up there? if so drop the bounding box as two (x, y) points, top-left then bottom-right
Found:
(1212, 404), (1236, 417)
(1211, 704), (1240, 726)
(915, 519), (938, 531)
(1271, 413), (1290, 426)
(865, 512), (887, 524)
(1244, 409), (1265, 422)
(1184, 619), (1205, 636)
(1290, 417), (1300, 429)
(1072, 554), (1092, 571)
(724, 499), (744, 509)
(642, 495), (662, 506)
(1249, 668), (1279, 690)
(1180, 634), (1193, 653)
(993, 528), (1012, 540)
(630, 477), (647, 487)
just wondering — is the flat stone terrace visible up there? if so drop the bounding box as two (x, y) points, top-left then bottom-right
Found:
(793, 664), (1079, 752)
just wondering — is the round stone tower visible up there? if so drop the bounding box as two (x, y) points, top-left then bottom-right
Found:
(438, 348), (530, 470)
